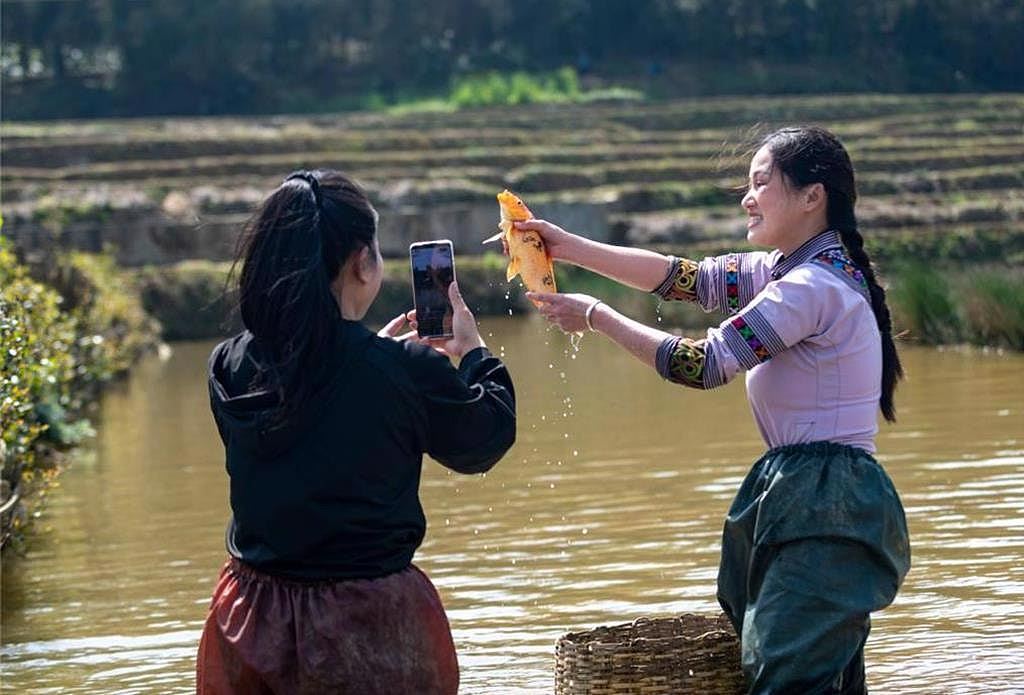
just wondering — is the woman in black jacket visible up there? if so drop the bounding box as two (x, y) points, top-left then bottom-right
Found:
(196, 170), (516, 694)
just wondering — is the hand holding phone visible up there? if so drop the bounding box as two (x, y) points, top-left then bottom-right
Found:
(410, 240), (456, 339)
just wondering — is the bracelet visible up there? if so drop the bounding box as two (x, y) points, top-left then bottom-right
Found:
(584, 300), (604, 332)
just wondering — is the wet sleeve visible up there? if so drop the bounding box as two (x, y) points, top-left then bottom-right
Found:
(655, 267), (823, 389)
(653, 251), (778, 315)
(415, 346), (516, 474)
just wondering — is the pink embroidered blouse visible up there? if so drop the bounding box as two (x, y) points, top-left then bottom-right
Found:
(653, 230), (882, 453)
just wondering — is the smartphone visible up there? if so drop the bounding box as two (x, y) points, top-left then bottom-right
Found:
(409, 240), (456, 339)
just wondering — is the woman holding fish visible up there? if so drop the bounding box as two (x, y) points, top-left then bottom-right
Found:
(197, 170), (516, 694)
(515, 127), (910, 694)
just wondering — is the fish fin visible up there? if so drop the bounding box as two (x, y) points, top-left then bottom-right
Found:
(506, 256), (520, 281)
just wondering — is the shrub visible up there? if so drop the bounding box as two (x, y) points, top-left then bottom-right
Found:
(28, 251), (162, 389)
(0, 239), (79, 515)
(1, 236), (161, 547)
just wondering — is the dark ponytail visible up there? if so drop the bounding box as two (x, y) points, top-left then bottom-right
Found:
(231, 169), (378, 427)
(763, 127), (904, 422)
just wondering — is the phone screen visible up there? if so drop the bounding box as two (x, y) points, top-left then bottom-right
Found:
(410, 241), (455, 338)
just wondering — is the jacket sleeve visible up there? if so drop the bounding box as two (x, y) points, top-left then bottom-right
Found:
(652, 251), (778, 314)
(414, 346), (516, 474)
(655, 266), (826, 389)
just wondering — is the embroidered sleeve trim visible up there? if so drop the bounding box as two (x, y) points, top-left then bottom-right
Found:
(721, 307), (787, 370)
(652, 256), (700, 303)
(656, 336), (713, 390)
(724, 255), (741, 313)
(716, 254), (761, 315)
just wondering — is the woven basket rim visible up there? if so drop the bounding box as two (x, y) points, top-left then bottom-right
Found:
(559, 612), (734, 646)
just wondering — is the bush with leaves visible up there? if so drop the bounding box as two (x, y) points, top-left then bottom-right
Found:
(1, 236), (161, 548)
(0, 240), (80, 541)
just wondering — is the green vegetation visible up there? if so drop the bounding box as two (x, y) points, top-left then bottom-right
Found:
(3, 1), (1021, 119)
(451, 68), (579, 108)
(3, 94), (1023, 353)
(132, 254), (1022, 351)
(889, 263), (1024, 350)
(0, 238), (160, 548)
(137, 261), (238, 341)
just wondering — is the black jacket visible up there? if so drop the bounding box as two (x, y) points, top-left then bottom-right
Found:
(208, 320), (516, 580)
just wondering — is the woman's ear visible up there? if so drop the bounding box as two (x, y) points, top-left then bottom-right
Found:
(352, 245), (374, 284)
(804, 182), (826, 211)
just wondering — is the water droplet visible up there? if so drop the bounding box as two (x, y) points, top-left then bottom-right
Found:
(569, 331), (583, 352)
(573, 449), (579, 456)
(581, 528), (588, 535)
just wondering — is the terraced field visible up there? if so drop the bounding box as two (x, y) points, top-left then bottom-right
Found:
(3, 93), (1023, 269)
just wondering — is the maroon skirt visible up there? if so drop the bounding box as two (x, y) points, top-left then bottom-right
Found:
(196, 558), (459, 695)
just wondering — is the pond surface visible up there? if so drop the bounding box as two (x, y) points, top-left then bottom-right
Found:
(3, 315), (1023, 693)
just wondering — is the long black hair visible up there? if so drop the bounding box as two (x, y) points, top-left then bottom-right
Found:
(762, 126), (903, 422)
(232, 169), (378, 426)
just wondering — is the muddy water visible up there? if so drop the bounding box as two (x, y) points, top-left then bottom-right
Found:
(3, 315), (1023, 693)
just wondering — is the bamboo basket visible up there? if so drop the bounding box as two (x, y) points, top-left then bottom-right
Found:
(554, 613), (745, 694)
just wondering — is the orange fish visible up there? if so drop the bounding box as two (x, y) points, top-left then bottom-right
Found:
(489, 190), (556, 307)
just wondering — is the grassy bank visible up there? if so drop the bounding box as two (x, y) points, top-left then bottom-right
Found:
(0, 239), (161, 550)
(136, 253), (1024, 351)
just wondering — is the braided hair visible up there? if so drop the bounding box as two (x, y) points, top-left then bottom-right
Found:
(762, 126), (903, 422)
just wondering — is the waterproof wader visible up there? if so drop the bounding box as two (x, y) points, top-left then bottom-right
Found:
(717, 441), (910, 694)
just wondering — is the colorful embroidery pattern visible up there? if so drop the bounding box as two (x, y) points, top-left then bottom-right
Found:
(730, 315), (772, 362)
(657, 257), (699, 302)
(813, 249), (868, 291)
(668, 338), (708, 389)
(724, 255), (741, 313)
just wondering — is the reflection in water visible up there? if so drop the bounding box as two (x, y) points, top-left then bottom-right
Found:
(3, 316), (1023, 693)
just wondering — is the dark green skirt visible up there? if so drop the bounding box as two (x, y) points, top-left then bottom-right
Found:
(717, 441), (910, 694)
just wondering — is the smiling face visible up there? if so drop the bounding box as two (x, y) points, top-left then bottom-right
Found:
(741, 145), (801, 250)
(741, 144), (831, 255)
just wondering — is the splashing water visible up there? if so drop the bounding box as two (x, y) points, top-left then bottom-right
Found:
(569, 331), (584, 353)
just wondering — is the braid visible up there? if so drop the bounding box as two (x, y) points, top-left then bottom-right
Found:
(764, 125), (904, 424)
(838, 222), (904, 422)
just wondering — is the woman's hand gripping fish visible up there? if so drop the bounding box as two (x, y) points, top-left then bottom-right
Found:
(484, 190), (556, 308)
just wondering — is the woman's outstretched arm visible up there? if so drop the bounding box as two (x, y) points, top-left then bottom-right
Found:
(514, 219), (673, 292)
(526, 291), (669, 369)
